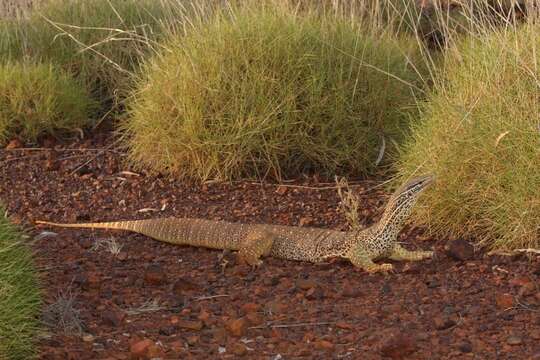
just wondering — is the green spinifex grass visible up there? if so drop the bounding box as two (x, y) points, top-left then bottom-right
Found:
(0, 62), (97, 145)
(397, 23), (539, 251)
(0, 0), (183, 105)
(0, 209), (41, 360)
(123, 3), (426, 181)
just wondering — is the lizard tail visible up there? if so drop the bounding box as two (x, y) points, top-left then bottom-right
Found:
(35, 220), (141, 232)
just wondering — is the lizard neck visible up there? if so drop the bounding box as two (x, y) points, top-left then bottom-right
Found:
(347, 193), (418, 259)
(375, 196), (415, 242)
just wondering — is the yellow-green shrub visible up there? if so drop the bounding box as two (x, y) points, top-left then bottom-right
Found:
(397, 23), (539, 250)
(123, 4), (425, 181)
(0, 62), (96, 144)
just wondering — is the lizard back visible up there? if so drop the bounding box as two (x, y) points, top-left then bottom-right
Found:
(36, 217), (350, 261)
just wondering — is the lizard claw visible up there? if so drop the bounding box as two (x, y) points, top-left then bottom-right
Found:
(379, 263), (394, 273)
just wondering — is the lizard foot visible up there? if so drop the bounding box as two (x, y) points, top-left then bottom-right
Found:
(365, 263), (394, 274)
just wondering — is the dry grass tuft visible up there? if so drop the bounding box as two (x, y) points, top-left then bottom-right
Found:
(42, 288), (84, 336)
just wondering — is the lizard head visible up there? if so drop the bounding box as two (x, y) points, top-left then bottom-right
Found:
(392, 174), (435, 203)
(378, 174), (435, 227)
(381, 174), (435, 219)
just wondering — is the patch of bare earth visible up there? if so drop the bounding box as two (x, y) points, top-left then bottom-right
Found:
(1, 133), (539, 359)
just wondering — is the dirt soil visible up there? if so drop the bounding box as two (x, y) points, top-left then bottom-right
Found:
(1, 133), (539, 360)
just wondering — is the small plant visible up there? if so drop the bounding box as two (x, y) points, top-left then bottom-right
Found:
(0, 207), (41, 359)
(90, 237), (123, 256)
(123, 3), (425, 181)
(336, 176), (361, 231)
(397, 22), (540, 251)
(42, 288), (84, 336)
(0, 61), (97, 145)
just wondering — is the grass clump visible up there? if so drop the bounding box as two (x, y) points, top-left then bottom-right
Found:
(123, 4), (425, 181)
(0, 208), (41, 359)
(0, 61), (96, 145)
(0, 0), (184, 106)
(397, 23), (539, 251)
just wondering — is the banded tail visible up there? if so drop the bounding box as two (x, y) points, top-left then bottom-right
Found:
(35, 217), (247, 250)
(35, 219), (143, 232)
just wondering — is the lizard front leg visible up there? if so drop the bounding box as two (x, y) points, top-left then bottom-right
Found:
(388, 243), (433, 262)
(348, 247), (393, 273)
(238, 229), (275, 266)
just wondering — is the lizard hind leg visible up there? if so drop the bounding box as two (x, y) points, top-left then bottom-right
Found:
(237, 229), (275, 267)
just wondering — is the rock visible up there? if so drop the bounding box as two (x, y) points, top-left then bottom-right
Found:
(186, 335), (199, 345)
(442, 305), (455, 315)
(529, 351), (540, 360)
(147, 344), (165, 358)
(509, 276), (532, 287)
(245, 311), (264, 326)
(86, 272), (101, 289)
(381, 283), (392, 295)
(130, 339), (153, 359)
(447, 239), (474, 261)
(299, 216), (313, 227)
(212, 327), (228, 345)
(171, 278), (198, 295)
(45, 157), (59, 171)
(265, 301), (287, 316)
(82, 334), (94, 342)
(380, 334), (417, 359)
(458, 342), (473, 353)
(263, 276), (280, 286)
(232, 343), (248, 356)
(335, 321), (354, 330)
(433, 315), (456, 330)
(530, 329), (540, 340)
(305, 286), (325, 300)
(159, 326), (177, 336)
(5, 138), (23, 150)
(315, 339), (334, 350)
(101, 310), (124, 327)
(495, 293), (515, 309)
(197, 309), (211, 322)
(177, 320), (203, 331)
(144, 264), (166, 285)
(341, 283), (362, 298)
(73, 273), (88, 289)
(506, 335), (523, 345)
(227, 318), (247, 337)
(241, 302), (261, 313)
(425, 279), (440, 289)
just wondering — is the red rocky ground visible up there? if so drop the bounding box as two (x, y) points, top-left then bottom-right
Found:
(1, 134), (539, 359)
